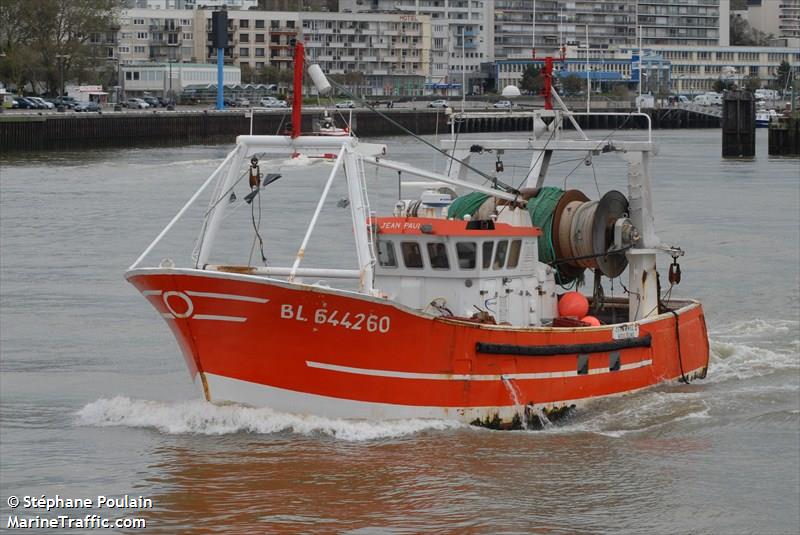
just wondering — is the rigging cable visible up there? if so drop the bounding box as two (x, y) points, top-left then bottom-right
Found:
(320, 75), (519, 194)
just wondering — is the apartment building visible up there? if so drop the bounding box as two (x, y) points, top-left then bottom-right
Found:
(301, 12), (432, 96)
(493, 0), (730, 63)
(117, 9), (205, 63)
(637, 0), (729, 47)
(778, 0), (800, 41)
(338, 0), (493, 93)
(494, 0), (638, 60)
(125, 0), (258, 9)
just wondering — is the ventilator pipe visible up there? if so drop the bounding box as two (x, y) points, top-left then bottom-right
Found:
(308, 64), (332, 96)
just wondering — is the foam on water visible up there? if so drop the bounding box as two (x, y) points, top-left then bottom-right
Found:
(76, 396), (462, 441)
(707, 339), (799, 384)
(709, 318), (799, 339)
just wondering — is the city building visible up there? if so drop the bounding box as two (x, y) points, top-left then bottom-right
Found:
(300, 12), (432, 96)
(745, 0), (800, 45)
(125, 0), (258, 9)
(638, 0), (729, 47)
(338, 0), (494, 94)
(495, 47), (670, 96)
(623, 45), (800, 95)
(117, 9), (204, 63)
(120, 62), (240, 97)
(257, 0), (338, 10)
(493, 1), (729, 62)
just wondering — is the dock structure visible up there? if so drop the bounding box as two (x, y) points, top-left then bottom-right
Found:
(721, 91), (756, 158)
(1, 107), (720, 152)
(768, 115), (800, 157)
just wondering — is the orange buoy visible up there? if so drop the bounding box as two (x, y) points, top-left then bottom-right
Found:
(558, 291), (589, 318)
(581, 315), (601, 326)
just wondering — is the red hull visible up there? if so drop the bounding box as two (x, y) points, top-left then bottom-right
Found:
(127, 268), (709, 426)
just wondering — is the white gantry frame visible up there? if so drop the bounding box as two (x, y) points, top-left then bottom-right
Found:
(130, 109), (671, 322)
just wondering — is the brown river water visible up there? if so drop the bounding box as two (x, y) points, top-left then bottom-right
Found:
(1, 129), (798, 534)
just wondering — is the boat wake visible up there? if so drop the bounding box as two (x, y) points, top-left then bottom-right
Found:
(76, 396), (462, 441)
(707, 318), (799, 384)
(76, 321), (796, 440)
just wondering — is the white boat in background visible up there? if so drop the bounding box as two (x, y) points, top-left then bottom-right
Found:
(755, 109), (778, 128)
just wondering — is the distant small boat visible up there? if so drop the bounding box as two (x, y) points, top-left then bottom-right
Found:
(755, 109), (778, 128)
(318, 112), (350, 137)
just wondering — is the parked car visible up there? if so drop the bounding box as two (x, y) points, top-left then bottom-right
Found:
(28, 97), (55, 109)
(335, 100), (355, 109)
(75, 101), (101, 112)
(142, 96), (160, 108)
(15, 97), (42, 109)
(493, 100), (512, 109)
(223, 97), (236, 107)
(234, 97), (251, 107)
(258, 97), (288, 108)
(54, 96), (77, 109)
(124, 98), (149, 109)
(428, 99), (449, 108)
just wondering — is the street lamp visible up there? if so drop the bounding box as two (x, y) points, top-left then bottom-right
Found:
(55, 54), (70, 98)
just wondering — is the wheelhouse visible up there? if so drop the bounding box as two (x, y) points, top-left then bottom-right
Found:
(373, 217), (558, 326)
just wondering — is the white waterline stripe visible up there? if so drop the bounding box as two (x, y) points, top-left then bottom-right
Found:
(306, 359), (653, 382)
(193, 314), (248, 322)
(143, 290), (163, 296)
(185, 290), (269, 304)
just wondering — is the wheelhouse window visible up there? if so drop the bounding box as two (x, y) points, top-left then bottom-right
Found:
(482, 241), (494, 269)
(401, 241), (424, 269)
(427, 243), (450, 269)
(507, 239), (522, 268)
(494, 240), (509, 269)
(456, 242), (476, 269)
(377, 241), (397, 267)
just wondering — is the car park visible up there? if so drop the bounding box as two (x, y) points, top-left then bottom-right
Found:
(493, 100), (512, 109)
(234, 97), (251, 107)
(335, 100), (355, 108)
(428, 99), (448, 108)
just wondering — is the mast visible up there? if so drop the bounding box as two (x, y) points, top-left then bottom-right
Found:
(292, 40), (304, 138)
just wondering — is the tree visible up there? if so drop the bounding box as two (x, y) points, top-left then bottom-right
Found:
(240, 63), (254, 84)
(0, 0), (124, 95)
(712, 79), (736, 93)
(519, 66), (543, 95)
(730, 13), (774, 46)
(743, 75), (761, 92)
(560, 74), (584, 96)
(774, 60), (792, 91)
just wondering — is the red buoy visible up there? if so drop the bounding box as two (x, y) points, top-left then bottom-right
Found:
(558, 291), (589, 318)
(581, 315), (601, 326)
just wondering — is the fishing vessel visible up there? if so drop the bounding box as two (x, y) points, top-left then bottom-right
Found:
(126, 44), (709, 429)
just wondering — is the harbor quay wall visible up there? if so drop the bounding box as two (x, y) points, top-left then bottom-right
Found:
(0, 108), (719, 152)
